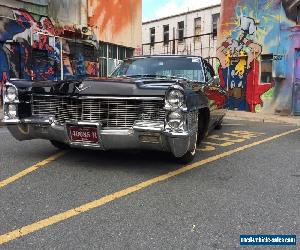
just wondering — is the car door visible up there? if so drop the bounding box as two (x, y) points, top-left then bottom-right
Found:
(202, 59), (227, 126)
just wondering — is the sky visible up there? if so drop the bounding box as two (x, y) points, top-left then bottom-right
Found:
(142, 0), (221, 22)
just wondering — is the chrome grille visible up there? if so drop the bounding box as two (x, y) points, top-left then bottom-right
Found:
(31, 95), (165, 128)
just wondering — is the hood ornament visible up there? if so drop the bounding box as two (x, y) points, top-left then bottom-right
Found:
(75, 82), (90, 92)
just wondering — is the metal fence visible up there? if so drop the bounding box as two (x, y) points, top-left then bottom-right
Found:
(142, 31), (219, 71)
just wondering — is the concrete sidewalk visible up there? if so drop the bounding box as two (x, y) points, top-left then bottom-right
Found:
(225, 110), (300, 126)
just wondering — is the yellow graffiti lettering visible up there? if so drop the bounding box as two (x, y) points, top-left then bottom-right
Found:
(234, 51), (247, 76)
(225, 50), (231, 67)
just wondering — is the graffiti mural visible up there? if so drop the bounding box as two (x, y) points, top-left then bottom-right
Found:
(0, 9), (60, 86)
(0, 1), (142, 105)
(218, 0), (300, 114)
(0, 8), (99, 86)
(217, 12), (272, 111)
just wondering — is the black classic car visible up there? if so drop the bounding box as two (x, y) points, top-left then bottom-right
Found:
(2, 55), (226, 163)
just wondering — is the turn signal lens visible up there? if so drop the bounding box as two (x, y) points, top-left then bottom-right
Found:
(167, 110), (184, 130)
(8, 104), (17, 118)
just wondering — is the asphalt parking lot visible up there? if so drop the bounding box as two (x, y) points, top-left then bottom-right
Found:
(0, 119), (299, 249)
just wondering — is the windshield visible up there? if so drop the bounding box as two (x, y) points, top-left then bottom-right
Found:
(111, 57), (205, 82)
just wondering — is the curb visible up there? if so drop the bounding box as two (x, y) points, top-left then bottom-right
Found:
(0, 108), (3, 128)
(225, 113), (300, 126)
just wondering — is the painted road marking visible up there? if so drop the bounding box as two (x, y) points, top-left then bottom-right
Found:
(208, 135), (245, 143)
(222, 123), (242, 126)
(198, 130), (264, 152)
(203, 141), (234, 147)
(0, 151), (67, 189)
(0, 128), (299, 245)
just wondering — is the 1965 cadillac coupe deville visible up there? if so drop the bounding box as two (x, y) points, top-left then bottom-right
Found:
(2, 55), (226, 163)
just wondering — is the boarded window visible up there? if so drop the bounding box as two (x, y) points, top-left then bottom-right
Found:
(194, 17), (201, 42)
(178, 21), (184, 42)
(163, 25), (169, 45)
(212, 13), (220, 37)
(261, 54), (273, 83)
(150, 27), (155, 47)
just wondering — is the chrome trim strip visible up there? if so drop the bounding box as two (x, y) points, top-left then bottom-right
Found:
(2, 118), (21, 124)
(100, 129), (133, 135)
(133, 120), (164, 132)
(31, 94), (164, 101)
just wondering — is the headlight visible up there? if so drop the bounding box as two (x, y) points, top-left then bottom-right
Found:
(167, 110), (184, 130)
(166, 89), (184, 108)
(7, 104), (17, 119)
(6, 85), (17, 102)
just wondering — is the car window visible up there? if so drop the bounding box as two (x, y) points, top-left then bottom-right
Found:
(111, 57), (206, 82)
(203, 61), (215, 82)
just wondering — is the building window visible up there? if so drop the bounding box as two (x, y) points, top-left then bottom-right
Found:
(261, 54), (273, 83)
(212, 13), (220, 37)
(108, 44), (117, 59)
(99, 42), (107, 57)
(194, 17), (201, 42)
(118, 46), (126, 60)
(126, 48), (134, 58)
(178, 21), (184, 42)
(163, 25), (169, 45)
(150, 27), (155, 47)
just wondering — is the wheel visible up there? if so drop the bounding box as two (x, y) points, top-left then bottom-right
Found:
(50, 140), (70, 149)
(214, 119), (223, 130)
(175, 133), (197, 164)
(197, 116), (208, 145)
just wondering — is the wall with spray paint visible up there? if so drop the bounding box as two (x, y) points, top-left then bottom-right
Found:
(218, 0), (300, 115)
(0, 7), (98, 84)
(88, 0), (142, 49)
(0, 0), (142, 102)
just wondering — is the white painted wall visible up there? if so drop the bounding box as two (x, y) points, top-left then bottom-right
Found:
(142, 5), (220, 59)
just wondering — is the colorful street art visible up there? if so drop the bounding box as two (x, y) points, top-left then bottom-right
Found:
(217, 2), (275, 112)
(0, 8), (99, 90)
(218, 0), (300, 114)
(88, 0), (142, 48)
(0, 0), (142, 105)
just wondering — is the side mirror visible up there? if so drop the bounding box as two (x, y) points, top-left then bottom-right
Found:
(213, 76), (220, 85)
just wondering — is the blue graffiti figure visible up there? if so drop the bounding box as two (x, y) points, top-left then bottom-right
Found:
(222, 59), (248, 110)
(76, 54), (87, 79)
(0, 17), (29, 101)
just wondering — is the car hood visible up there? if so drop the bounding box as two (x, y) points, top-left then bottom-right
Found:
(10, 78), (182, 96)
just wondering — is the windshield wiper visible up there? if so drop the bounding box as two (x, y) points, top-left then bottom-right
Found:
(124, 74), (187, 80)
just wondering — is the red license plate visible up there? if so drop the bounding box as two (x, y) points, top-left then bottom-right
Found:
(68, 126), (99, 143)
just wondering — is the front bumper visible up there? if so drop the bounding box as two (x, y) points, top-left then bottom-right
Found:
(4, 118), (197, 158)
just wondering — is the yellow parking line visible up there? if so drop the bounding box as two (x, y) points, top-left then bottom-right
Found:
(0, 151), (67, 189)
(222, 123), (242, 126)
(1, 128), (300, 245)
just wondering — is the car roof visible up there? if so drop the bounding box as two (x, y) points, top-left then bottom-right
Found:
(128, 54), (204, 60)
